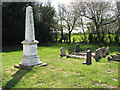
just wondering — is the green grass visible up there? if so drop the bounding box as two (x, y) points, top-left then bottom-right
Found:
(2, 43), (120, 88)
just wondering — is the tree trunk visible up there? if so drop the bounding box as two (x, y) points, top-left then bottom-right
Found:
(61, 28), (63, 43)
(101, 30), (104, 43)
(69, 31), (71, 44)
(95, 22), (101, 43)
(81, 18), (86, 41)
(83, 31), (86, 42)
(116, 1), (120, 43)
(108, 33), (111, 43)
(55, 33), (57, 42)
(96, 28), (101, 43)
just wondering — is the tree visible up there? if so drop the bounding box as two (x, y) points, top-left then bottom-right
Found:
(115, 1), (120, 43)
(57, 4), (64, 42)
(33, 2), (56, 43)
(59, 4), (77, 44)
(76, 16), (87, 42)
(2, 2), (28, 45)
(116, 1), (120, 34)
(2, 2), (56, 45)
(73, 1), (116, 43)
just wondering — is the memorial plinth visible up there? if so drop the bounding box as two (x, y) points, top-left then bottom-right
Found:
(14, 6), (47, 69)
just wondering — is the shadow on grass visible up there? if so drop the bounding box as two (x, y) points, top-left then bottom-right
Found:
(3, 69), (31, 89)
(2, 45), (22, 52)
(2, 42), (120, 53)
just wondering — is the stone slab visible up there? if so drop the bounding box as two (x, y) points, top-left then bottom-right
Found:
(14, 63), (47, 70)
(71, 53), (95, 56)
(67, 54), (86, 59)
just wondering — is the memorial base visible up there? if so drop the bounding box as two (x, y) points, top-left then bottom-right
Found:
(14, 63), (47, 70)
(21, 55), (41, 66)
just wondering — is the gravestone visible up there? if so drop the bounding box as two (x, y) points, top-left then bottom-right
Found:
(95, 48), (102, 60)
(99, 48), (102, 57)
(86, 50), (92, 65)
(68, 46), (73, 54)
(60, 47), (66, 56)
(83, 50), (92, 65)
(102, 47), (106, 57)
(106, 47), (109, 55)
(95, 49), (99, 60)
(75, 44), (80, 52)
(15, 6), (47, 68)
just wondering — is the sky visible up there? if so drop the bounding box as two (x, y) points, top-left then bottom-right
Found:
(51, 0), (72, 7)
(42, 0), (73, 11)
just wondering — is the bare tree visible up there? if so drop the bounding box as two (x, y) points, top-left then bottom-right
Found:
(59, 4), (77, 44)
(116, 1), (120, 34)
(76, 16), (87, 41)
(73, 1), (116, 43)
(57, 4), (65, 42)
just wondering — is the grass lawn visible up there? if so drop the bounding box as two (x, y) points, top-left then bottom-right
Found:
(57, 34), (120, 43)
(2, 43), (120, 88)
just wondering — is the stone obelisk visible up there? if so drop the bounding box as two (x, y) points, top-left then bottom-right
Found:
(20, 6), (42, 67)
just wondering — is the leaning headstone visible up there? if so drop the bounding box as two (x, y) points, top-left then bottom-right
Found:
(106, 47), (109, 55)
(99, 48), (102, 57)
(68, 46), (74, 54)
(95, 48), (102, 61)
(83, 50), (92, 65)
(75, 44), (80, 53)
(95, 49), (99, 61)
(102, 47), (106, 57)
(60, 47), (66, 57)
(14, 6), (47, 68)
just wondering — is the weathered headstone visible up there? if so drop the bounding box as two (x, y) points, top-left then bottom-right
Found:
(106, 47), (109, 55)
(60, 47), (66, 56)
(95, 49), (99, 60)
(15, 6), (47, 68)
(75, 44), (80, 52)
(99, 48), (102, 57)
(108, 53), (120, 61)
(68, 46), (74, 54)
(83, 50), (92, 65)
(102, 47), (106, 57)
(95, 48), (102, 60)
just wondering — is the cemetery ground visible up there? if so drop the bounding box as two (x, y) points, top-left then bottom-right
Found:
(2, 43), (120, 88)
